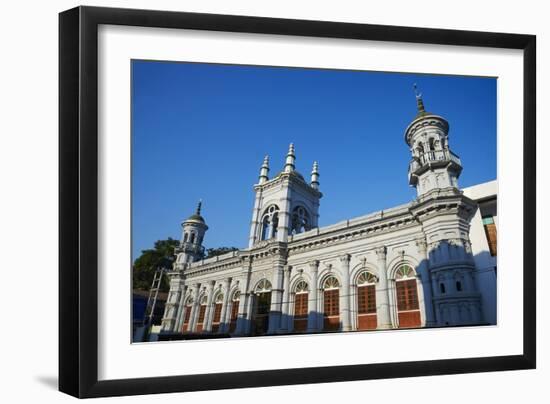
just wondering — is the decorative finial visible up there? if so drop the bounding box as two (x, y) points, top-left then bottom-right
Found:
(196, 199), (202, 215)
(284, 143), (296, 173)
(413, 83), (426, 115)
(258, 155), (270, 184)
(310, 161), (320, 190)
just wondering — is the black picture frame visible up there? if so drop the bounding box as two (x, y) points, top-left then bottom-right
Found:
(59, 5), (536, 398)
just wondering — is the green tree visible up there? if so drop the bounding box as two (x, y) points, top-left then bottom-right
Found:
(132, 238), (179, 292)
(204, 246), (239, 259)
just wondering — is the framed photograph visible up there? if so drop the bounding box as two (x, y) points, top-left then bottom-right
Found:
(59, 6), (536, 398)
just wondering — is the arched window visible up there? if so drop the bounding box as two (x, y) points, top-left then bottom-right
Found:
(253, 279), (272, 336)
(395, 264), (421, 328)
(196, 295), (208, 332)
(357, 271), (377, 330)
(440, 283), (446, 294)
(229, 290), (240, 333)
(290, 206), (311, 235)
(323, 276), (340, 331)
(260, 205), (280, 241)
(456, 281), (462, 292)
(212, 293), (224, 332)
(182, 297), (193, 332)
(183, 233), (188, 242)
(293, 280), (309, 332)
(255, 279), (272, 293)
(189, 233), (196, 243)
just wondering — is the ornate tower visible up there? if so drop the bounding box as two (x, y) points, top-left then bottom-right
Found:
(405, 86), (483, 326)
(175, 200), (208, 265)
(248, 144), (322, 247)
(405, 84), (463, 197)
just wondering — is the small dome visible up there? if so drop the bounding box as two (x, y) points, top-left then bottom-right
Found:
(184, 200), (206, 224)
(186, 213), (205, 223)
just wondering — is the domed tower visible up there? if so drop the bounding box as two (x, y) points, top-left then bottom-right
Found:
(175, 200), (208, 265)
(248, 144), (322, 247)
(405, 84), (463, 197)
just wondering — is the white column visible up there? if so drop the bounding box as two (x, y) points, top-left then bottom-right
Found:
(219, 277), (232, 333)
(416, 239), (435, 326)
(307, 260), (320, 332)
(268, 258), (285, 334)
(189, 283), (201, 332)
(280, 265), (292, 332)
(203, 280), (216, 332)
(174, 284), (188, 332)
(375, 247), (392, 329)
(277, 189), (291, 242)
(339, 254), (352, 331)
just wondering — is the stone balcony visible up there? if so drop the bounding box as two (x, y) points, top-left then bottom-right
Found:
(408, 149), (462, 184)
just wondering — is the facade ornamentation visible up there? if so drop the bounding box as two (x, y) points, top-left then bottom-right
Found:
(160, 88), (491, 336)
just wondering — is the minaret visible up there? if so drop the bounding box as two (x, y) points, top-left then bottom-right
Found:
(258, 155), (270, 184)
(405, 84), (463, 197)
(176, 200), (208, 265)
(310, 161), (320, 190)
(283, 143), (296, 173)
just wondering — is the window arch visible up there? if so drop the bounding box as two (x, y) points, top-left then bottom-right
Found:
(293, 280), (309, 332)
(182, 296), (194, 333)
(254, 279), (272, 294)
(323, 276), (340, 290)
(357, 271), (377, 286)
(294, 280), (309, 293)
(260, 205), (280, 240)
(395, 264), (421, 328)
(440, 283), (446, 294)
(322, 276), (340, 331)
(228, 290), (240, 333)
(357, 271), (377, 330)
(290, 206), (311, 235)
(456, 281), (462, 292)
(196, 294), (208, 332)
(212, 293), (224, 332)
(189, 233), (196, 243)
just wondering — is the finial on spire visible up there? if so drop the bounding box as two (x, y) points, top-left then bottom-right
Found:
(413, 83), (426, 115)
(258, 155), (270, 184)
(196, 199), (202, 215)
(310, 161), (320, 190)
(284, 143), (296, 173)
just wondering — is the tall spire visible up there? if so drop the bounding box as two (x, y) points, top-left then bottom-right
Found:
(414, 83), (426, 116)
(284, 143), (296, 173)
(196, 199), (202, 215)
(258, 155), (270, 184)
(310, 161), (320, 190)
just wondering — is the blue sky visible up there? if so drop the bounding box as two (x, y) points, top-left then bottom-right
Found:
(132, 60), (496, 260)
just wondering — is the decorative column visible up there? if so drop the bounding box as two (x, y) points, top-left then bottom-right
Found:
(235, 259), (252, 335)
(189, 283), (201, 332)
(416, 238), (436, 326)
(268, 258), (285, 334)
(280, 265), (292, 332)
(339, 254), (352, 331)
(307, 260), (320, 332)
(174, 283), (188, 332)
(375, 247), (392, 329)
(203, 280), (216, 332)
(219, 277), (232, 333)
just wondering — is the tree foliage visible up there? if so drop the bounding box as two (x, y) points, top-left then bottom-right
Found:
(204, 246), (239, 259)
(132, 238), (179, 292)
(132, 239), (239, 292)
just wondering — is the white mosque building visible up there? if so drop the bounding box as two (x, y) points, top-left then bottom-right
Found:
(159, 90), (498, 337)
